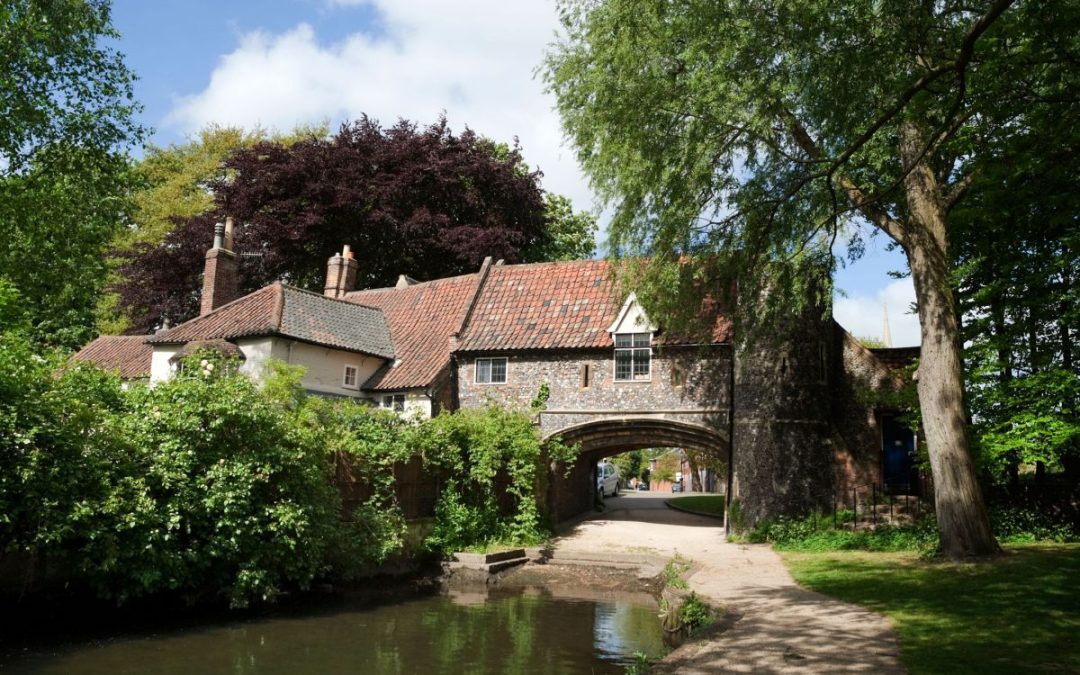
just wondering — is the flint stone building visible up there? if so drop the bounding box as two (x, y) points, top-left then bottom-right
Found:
(75, 225), (919, 525)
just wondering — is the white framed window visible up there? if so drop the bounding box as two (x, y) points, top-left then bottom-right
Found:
(380, 394), (405, 412)
(343, 364), (359, 389)
(614, 332), (651, 381)
(475, 357), (508, 384)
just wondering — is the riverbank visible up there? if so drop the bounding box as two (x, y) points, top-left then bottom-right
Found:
(552, 491), (904, 673)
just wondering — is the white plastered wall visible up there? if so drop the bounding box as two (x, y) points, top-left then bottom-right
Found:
(372, 389), (433, 418)
(237, 337), (384, 399)
(149, 346), (180, 384)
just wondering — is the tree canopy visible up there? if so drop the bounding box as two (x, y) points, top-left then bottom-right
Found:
(116, 117), (596, 333)
(544, 0), (1078, 558)
(0, 0), (144, 348)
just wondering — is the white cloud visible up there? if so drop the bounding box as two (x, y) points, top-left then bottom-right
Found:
(833, 277), (921, 347)
(165, 1), (597, 219)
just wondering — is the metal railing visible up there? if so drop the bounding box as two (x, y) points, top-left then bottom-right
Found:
(824, 476), (932, 530)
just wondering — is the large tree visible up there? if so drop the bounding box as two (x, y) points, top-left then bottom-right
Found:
(0, 0), (144, 347)
(545, 0), (1076, 558)
(954, 118), (1080, 487)
(97, 124), (327, 333)
(116, 117), (592, 333)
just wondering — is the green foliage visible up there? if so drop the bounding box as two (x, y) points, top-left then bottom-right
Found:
(530, 380), (551, 411)
(651, 452), (679, 483)
(972, 369), (1080, 480)
(727, 498), (743, 532)
(418, 405), (577, 553)
(989, 506), (1077, 545)
(624, 651), (652, 675)
(678, 592), (713, 633)
(530, 192), (598, 261)
(1, 0), (145, 347)
(747, 507), (1078, 554)
(750, 515), (940, 555)
(662, 556), (690, 590)
(611, 449), (644, 481)
(0, 340), (410, 607)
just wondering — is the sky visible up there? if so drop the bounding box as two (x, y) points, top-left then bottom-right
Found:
(110, 0), (918, 346)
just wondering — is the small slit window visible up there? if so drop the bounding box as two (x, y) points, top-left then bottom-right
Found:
(580, 363), (591, 388)
(343, 365), (359, 389)
(475, 357), (508, 384)
(614, 332), (651, 381)
(671, 362), (686, 387)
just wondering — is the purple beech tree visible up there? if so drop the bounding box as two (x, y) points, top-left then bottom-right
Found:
(116, 117), (561, 333)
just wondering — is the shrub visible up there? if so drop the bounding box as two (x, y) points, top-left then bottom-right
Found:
(417, 404), (576, 553)
(746, 514), (939, 554)
(678, 592), (712, 632)
(92, 358), (341, 606)
(663, 556), (690, 589)
(746, 505), (1078, 553)
(990, 505), (1078, 544)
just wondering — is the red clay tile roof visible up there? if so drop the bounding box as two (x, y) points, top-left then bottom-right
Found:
(71, 335), (153, 379)
(148, 283), (395, 359)
(457, 260), (617, 351)
(456, 259), (731, 352)
(345, 273), (479, 390)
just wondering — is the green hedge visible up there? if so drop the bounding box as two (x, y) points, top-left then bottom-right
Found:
(1, 310), (576, 604)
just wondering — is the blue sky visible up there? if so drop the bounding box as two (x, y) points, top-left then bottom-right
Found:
(110, 0), (917, 346)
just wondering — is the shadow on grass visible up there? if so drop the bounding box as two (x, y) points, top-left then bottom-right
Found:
(783, 544), (1080, 674)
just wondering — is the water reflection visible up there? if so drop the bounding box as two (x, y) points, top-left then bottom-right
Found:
(2, 587), (666, 674)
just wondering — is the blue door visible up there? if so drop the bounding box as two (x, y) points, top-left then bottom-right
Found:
(882, 416), (918, 494)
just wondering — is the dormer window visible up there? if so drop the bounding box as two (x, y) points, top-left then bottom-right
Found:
(608, 292), (657, 383)
(615, 333), (651, 381)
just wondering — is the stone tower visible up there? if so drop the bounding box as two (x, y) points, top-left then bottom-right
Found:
(730, 272), (835, 527)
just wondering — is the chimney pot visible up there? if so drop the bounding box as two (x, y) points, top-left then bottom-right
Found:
(224, 216), (235, 252)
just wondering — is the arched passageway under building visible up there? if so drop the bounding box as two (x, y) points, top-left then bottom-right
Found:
(543, 417), (729, 522)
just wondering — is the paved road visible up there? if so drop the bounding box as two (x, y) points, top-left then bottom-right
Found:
(552, 491), (904, 674)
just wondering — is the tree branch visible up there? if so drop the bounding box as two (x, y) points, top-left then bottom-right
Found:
(944, 171), (977, 212)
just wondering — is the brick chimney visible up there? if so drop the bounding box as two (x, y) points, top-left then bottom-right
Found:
(324, 245), (358, 298)
(200, 217), (239, 315)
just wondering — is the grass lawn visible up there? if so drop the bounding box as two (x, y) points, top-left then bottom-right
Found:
(781, 544), (1080, 674)
(666, 495), (725, 518)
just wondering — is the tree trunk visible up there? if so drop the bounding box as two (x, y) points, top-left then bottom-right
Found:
(900, 121), (1000, 558)
(686, 452), (704, 492)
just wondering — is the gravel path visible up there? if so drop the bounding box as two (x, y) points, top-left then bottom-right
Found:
(552, 492), (904, 673)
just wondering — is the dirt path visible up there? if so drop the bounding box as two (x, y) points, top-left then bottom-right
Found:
(552, 493), (904, 673)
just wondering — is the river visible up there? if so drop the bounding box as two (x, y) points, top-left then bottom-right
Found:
(1, 585), (668, 674)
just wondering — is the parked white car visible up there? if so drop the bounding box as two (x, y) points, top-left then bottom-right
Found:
(597, 461), (620, 498)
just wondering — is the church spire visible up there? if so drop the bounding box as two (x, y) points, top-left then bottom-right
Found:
(882, 299), (893, 348)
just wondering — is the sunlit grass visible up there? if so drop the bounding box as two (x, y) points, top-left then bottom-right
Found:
(782, 544), (1080, 674)
(666, 495), (726, 518)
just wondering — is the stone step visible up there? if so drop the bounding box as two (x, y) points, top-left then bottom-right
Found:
(451, 548), (526, 565)
(446, 552), (529, 575)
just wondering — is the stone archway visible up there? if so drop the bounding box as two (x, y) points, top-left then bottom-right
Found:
(543, 417), (729, 521)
